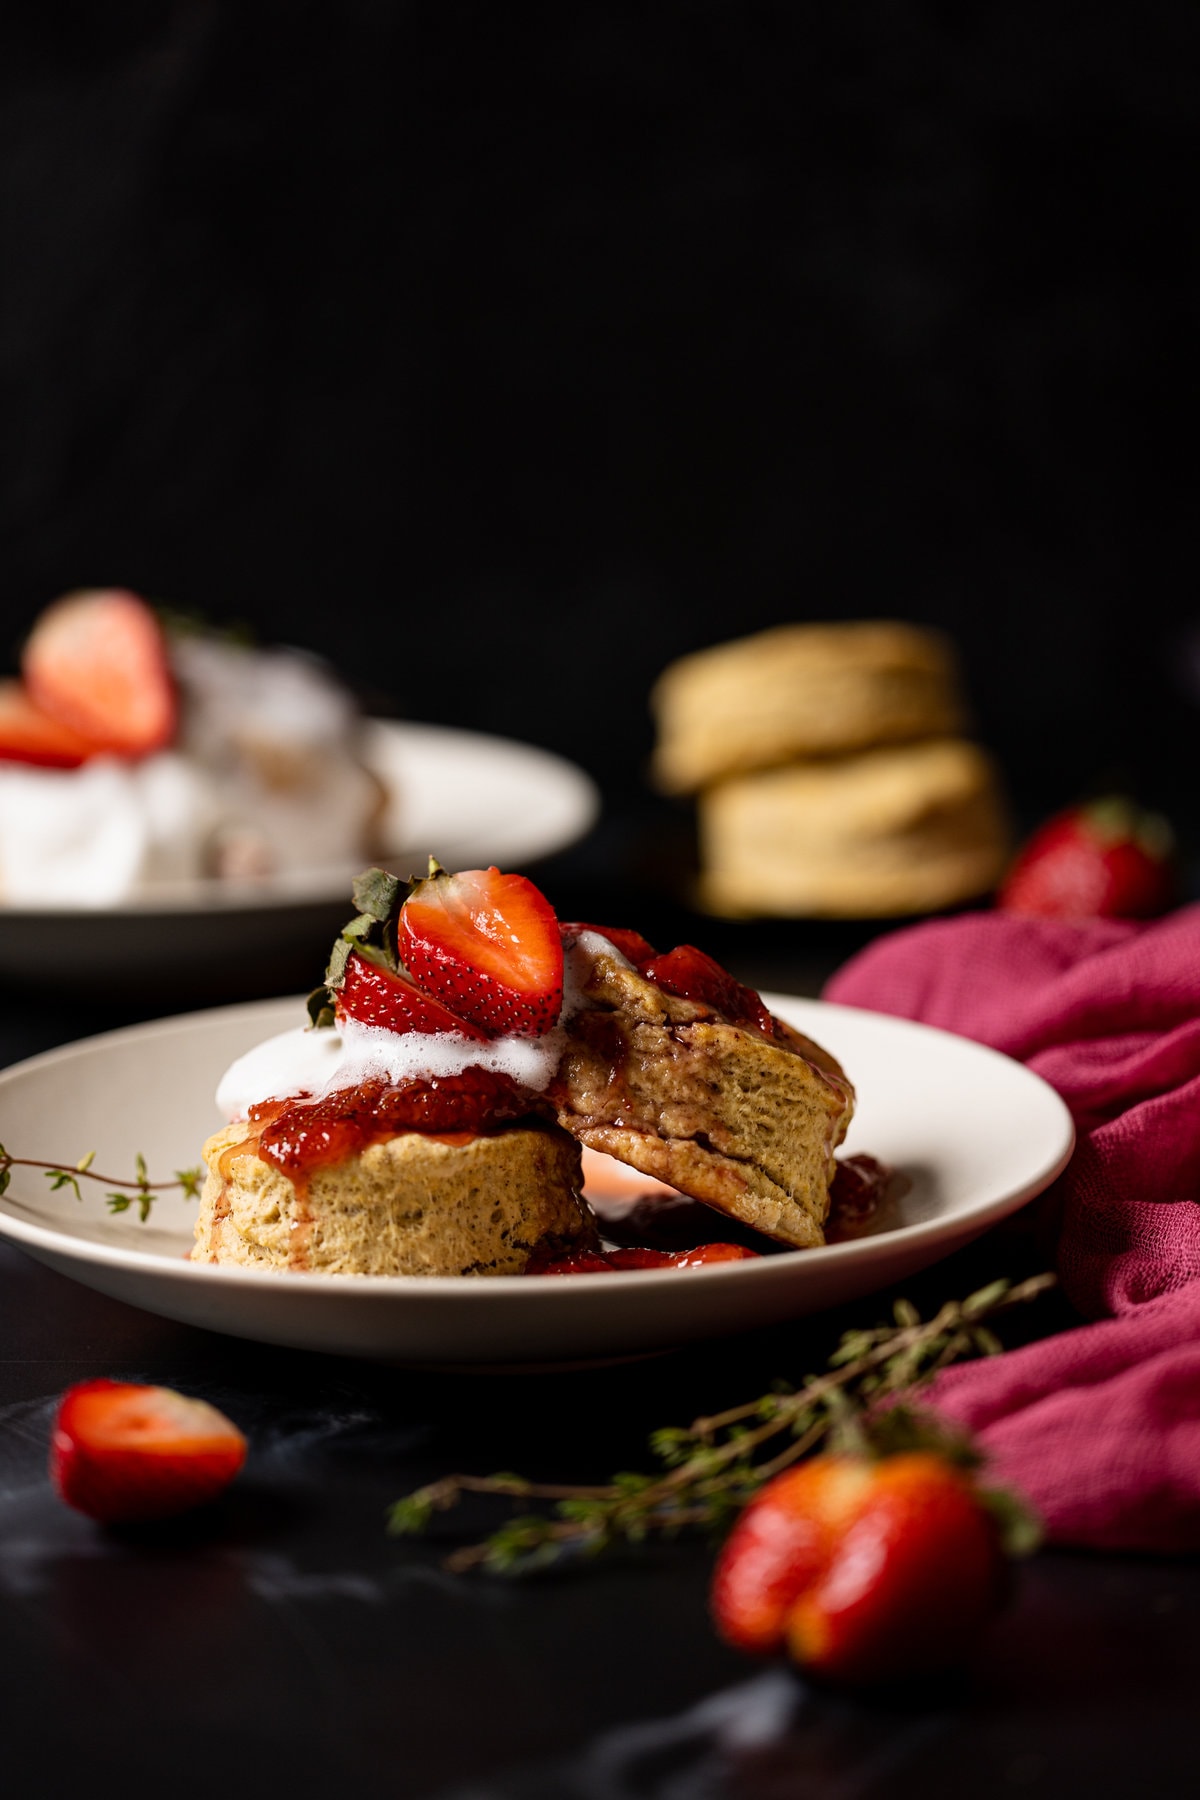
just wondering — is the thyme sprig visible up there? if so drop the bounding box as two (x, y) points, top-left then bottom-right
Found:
(389, 1273), (1055, 1573)
(0, 1145), (203, 1222)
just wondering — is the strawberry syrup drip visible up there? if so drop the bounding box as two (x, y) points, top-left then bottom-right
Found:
(825, 1155), (894, 1242)
(219, 1073), (546, 1272)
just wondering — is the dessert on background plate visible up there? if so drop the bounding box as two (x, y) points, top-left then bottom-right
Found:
(650, 619), (1010, 919)
(195, 861), (856, 1277)
(0, 589), (383, 906)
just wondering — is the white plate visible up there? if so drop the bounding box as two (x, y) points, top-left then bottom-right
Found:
(0, 722), (599, 993)
(0, 994), (1073, 1364)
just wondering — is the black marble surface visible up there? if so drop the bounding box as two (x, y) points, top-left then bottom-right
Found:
(1, 825), (1197, 1800)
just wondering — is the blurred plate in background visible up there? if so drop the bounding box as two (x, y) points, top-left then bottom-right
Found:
(0, 722), (599, 998)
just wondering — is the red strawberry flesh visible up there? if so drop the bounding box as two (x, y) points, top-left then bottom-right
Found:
(640, 943), (777, 1037)
(51, 1379), (246, 1523)
(336, 951), (487, 1038)
(399, 866), (564, 1037)
(998, 798), (1176, 920)
(0, 680), (99, 767)
(24, 589), (176, 757)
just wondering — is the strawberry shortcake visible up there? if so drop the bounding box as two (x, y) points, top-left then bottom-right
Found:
(196, 863), (856, 1276)
(0, 590), (382, 904)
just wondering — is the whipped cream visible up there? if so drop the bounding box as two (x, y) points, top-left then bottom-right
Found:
(216, 930), (620, 1119)
(0, 637), (378, 905)
(217, 1017), (565, 1120)
(0, 753), (216, 905)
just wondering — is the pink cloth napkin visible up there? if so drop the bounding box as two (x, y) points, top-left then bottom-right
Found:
(824, 905), (1200, 1551)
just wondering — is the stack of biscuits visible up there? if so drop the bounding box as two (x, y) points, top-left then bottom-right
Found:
(651, 621), (1009, 918)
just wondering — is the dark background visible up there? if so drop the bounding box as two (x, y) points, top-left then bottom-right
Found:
(2, 1), (1197, 825)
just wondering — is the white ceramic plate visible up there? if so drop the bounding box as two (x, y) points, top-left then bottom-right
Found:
(0, 994), (1074, 1364)
(0, 722), (600, 993)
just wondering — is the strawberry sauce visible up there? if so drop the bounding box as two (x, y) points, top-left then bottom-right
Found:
(527, 1242), (760, 1275)
(251, 1071), (543, 1176)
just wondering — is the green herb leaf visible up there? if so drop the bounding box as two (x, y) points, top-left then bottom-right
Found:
(385, 1274), (1056, 1577)
(45, 1169), (82, 1202)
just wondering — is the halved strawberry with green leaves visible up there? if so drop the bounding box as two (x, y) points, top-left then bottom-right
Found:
(23, 589), (176, 757)
(335, 949), (486, 1038)
(51, 1379), (247, 1524)
(0, 680), (99, 767)
(399, 863), (564, 1037)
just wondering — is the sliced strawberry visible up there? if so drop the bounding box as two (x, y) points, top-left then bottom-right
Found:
(560, 922), (658, 965)
(0, 680), (99, 767)
(399, 865), (564, 1037)
(640, 943), (776, 1038)
(336, 951), (487, 1038)
(51, 1379), (246, 1524)
(23, 589), (176, 757)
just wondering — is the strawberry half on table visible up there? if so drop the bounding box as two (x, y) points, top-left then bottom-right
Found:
(51, 1380), (247, 1524)
(998, 797), (1176, 921)
(711, 1429), (1034, 1684)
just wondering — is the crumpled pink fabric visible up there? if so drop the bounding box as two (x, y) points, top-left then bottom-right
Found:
(824, 905), (1200, 1551)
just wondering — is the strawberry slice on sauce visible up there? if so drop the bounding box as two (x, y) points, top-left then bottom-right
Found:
(51, 1380), (247, 1524)
(0, 680), (99, 767)
(640, 943), (777, 1038)
(399, 864), (564, 1037)
(336, 950), (487, 1038)
(23, 589), (176, 757)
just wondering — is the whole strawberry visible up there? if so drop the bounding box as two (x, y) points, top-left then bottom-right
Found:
(998, 797), (1175, 920)
(711, 1429), (1034, 1685)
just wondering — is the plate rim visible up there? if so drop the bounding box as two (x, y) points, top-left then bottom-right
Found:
(0, 992), (1076, 1295)
(0, 719), (601, 918)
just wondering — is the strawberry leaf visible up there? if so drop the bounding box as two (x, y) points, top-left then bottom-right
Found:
(307, 987), (336, 1029)
(980, 1483), (1043, 1557)
(352, 867), (405, 923)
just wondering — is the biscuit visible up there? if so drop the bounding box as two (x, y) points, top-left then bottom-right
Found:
(193, 1123), (593, 1276)
(651, 621), (964, 793)
(699, 739), (1009, 918)
(552, 944), (854, 1249)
